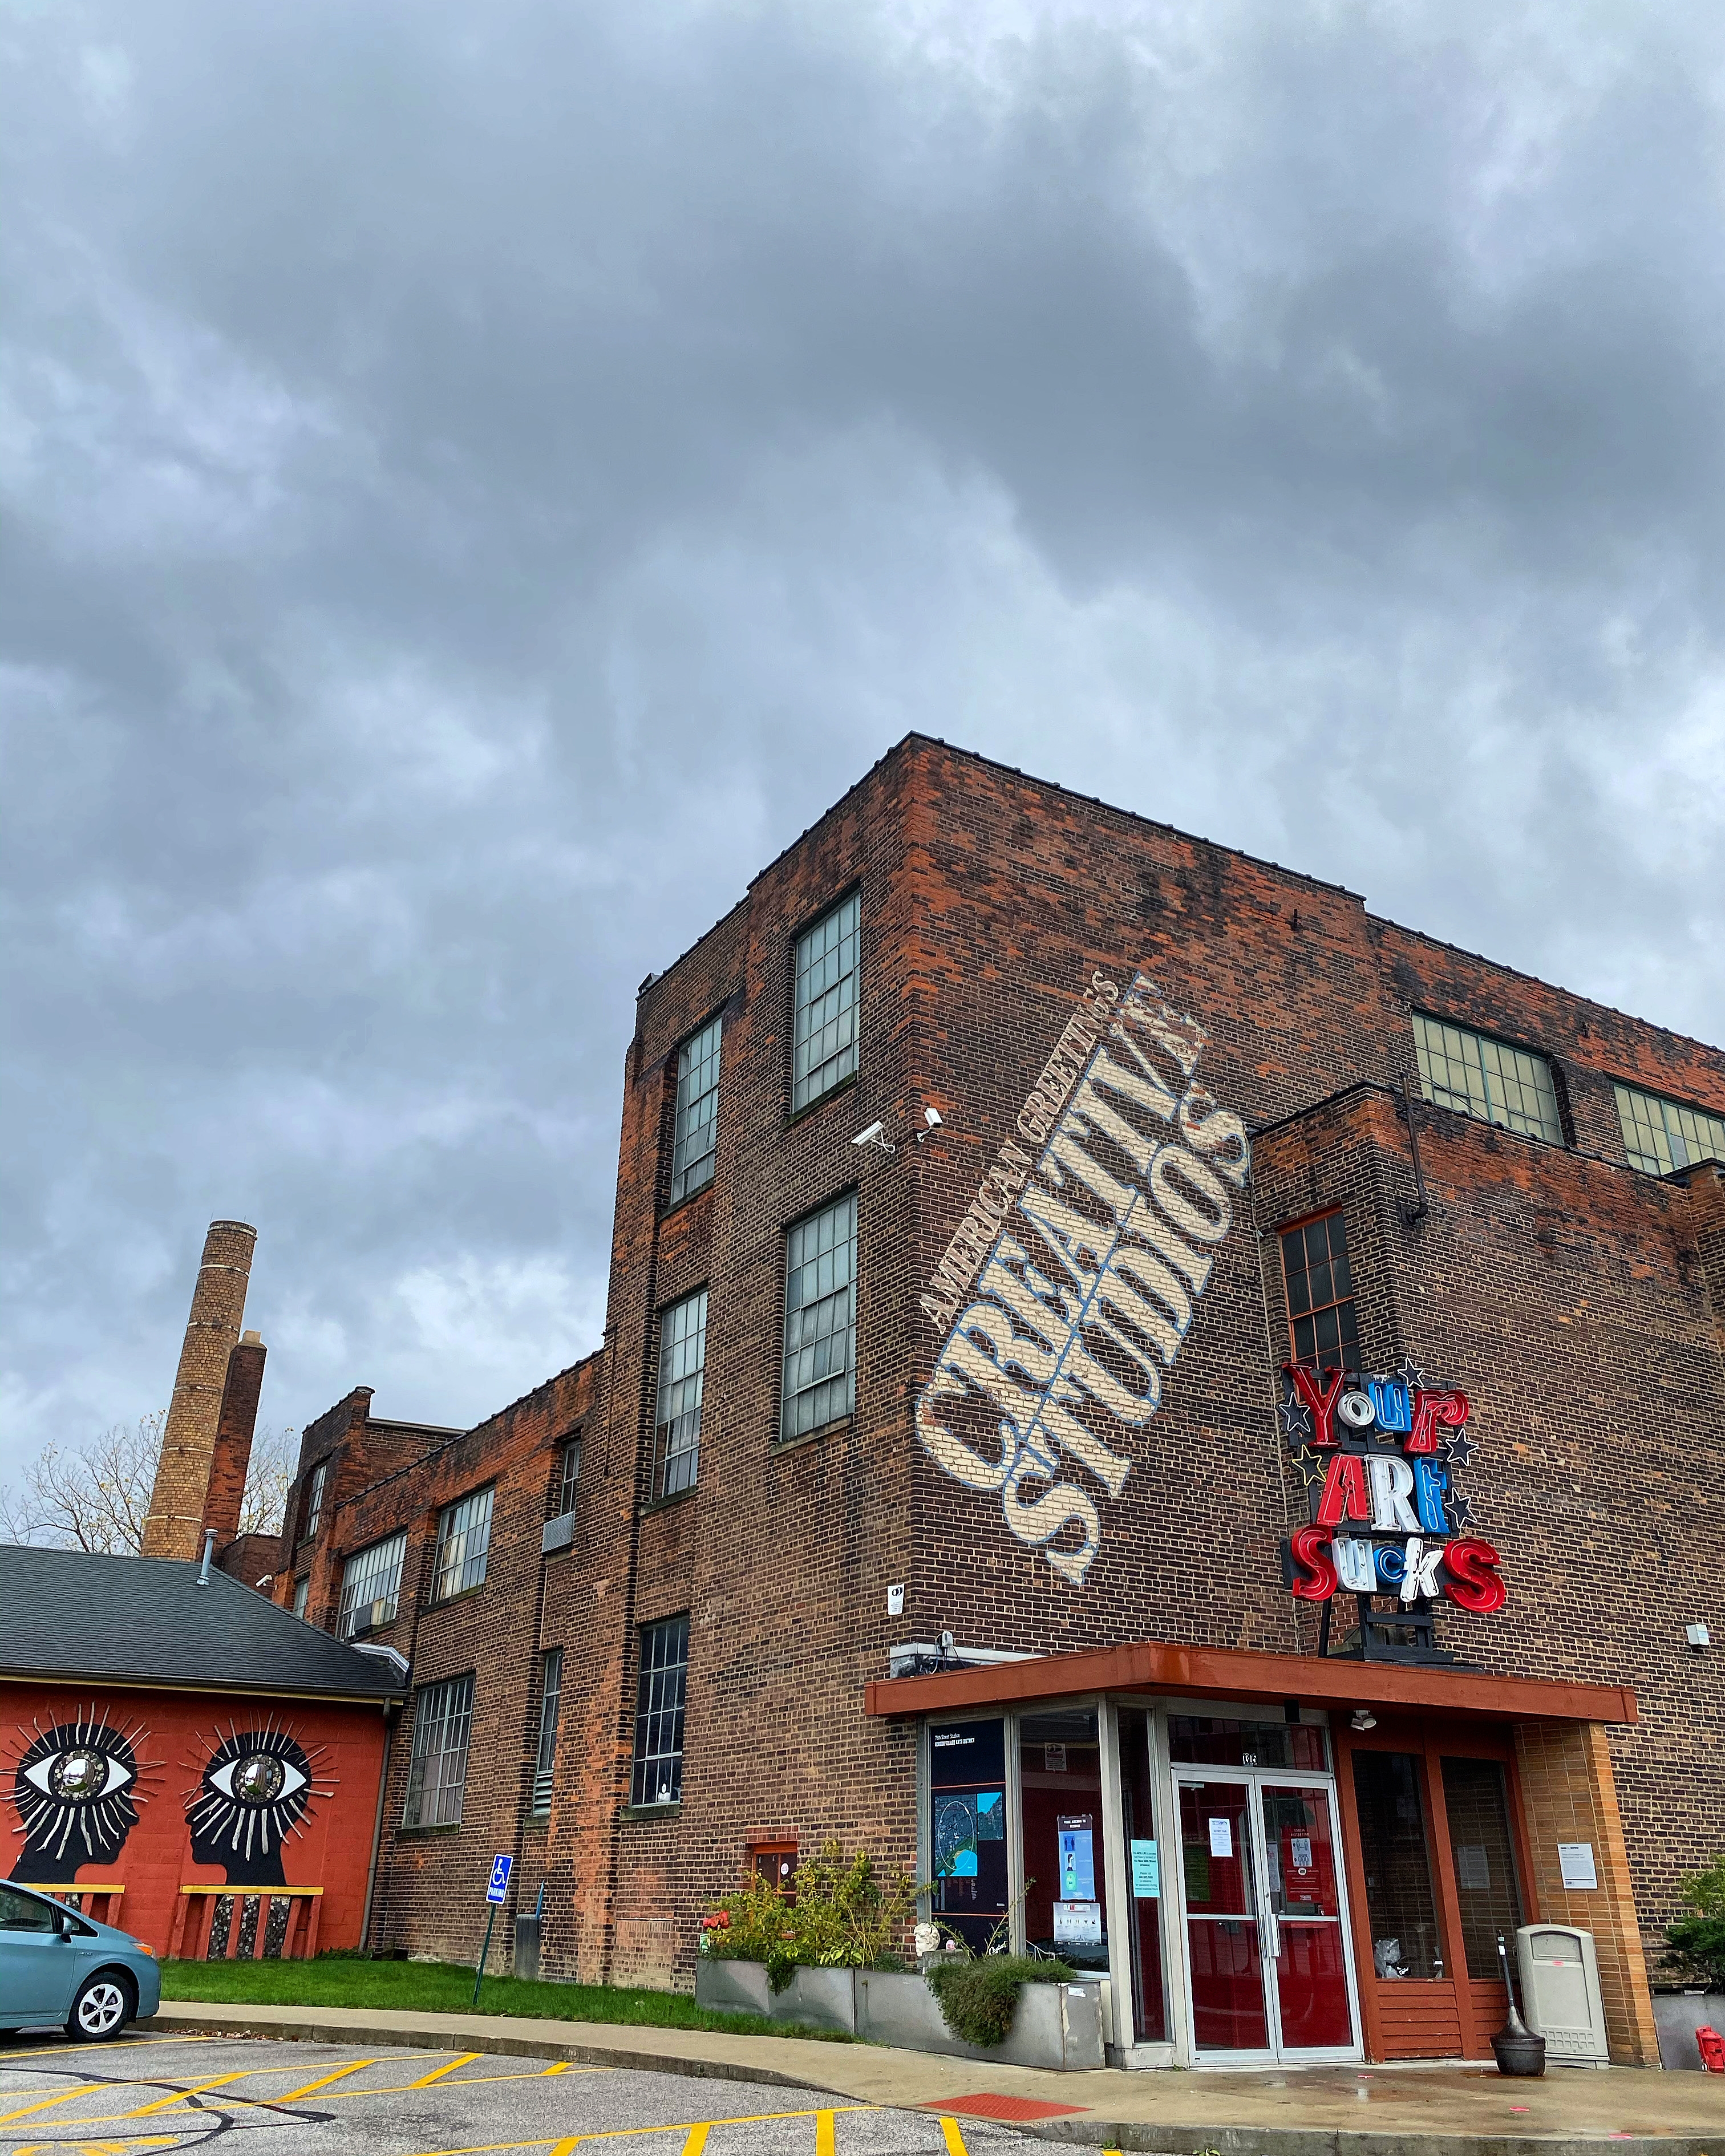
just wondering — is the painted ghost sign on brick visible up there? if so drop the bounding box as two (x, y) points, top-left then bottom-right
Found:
(916, 969), (1248, 1584)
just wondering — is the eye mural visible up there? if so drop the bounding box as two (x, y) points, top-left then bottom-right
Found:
(916, 968), (1250, 1584)
(6, 1707), (161, 1882)
(184, 1721), (334, 1886)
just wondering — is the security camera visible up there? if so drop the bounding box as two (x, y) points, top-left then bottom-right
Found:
(924, 1105), (942, 1129)
(939, 1630), (955, 1654)
(851, 1120), (893, 1153)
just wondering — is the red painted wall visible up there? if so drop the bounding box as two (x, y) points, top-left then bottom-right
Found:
(2, 1683), (391, 1958)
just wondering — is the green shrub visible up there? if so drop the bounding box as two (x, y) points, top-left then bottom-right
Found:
(699, 1838), (924, 1991)
(1667, 1854), (1725, 1989)
(926, 1953), (1074, 2047)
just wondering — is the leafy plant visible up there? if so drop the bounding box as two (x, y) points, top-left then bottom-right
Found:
(700, 1839), (925, 1992)
(1666, 1854), (1725, 1989)
(926, 1952), (1075, 2046)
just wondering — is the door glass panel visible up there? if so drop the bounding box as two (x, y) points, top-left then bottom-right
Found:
(1275, 1917), (1354, 2049)
(1169, 1716), (1330, 1772)
(1263, 1785), (1341, 1918)
(929, 1720), (1008, 1952)
(1179, 1780), (1269, 2049)
(1351, 1750), (1445, 1979)
(1262, 1782), (1353, 2050)
(1116, 1706), (1167, 2042)
(1440, 1757), (1524, 1979)
(1019, 1708), (1108, 1971)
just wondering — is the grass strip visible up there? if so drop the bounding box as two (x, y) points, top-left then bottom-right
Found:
(158, 1956), (856, 2042)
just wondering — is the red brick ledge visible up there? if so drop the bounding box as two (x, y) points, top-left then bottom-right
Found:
(863, 1639), (1636, 1727)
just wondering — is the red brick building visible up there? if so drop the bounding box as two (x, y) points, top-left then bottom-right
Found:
(274, 736), (1724, 2070)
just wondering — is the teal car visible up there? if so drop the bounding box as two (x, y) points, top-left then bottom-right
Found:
(0, 1882), (160, 2041)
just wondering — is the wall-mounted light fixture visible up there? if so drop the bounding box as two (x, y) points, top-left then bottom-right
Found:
(1349, 1708), (1378, 1732)
(1686, 1622), (1711, 1651)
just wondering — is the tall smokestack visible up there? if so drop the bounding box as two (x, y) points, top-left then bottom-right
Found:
(200, 1330), (268, 1551)
(141, 1221), (257, 1560)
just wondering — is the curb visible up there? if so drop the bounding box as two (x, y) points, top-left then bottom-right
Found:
(136, 2011), (847, 2098)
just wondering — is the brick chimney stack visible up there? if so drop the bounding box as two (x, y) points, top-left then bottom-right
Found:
(141, 1220), (257, 1560)
(200, 1330), (268, 1550)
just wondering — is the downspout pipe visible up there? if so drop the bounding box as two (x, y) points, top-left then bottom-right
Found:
(360, 1700), (399, 1953)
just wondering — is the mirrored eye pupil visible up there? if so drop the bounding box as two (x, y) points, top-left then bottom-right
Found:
(233, 1754), (286, 1805)
(51, 1749), (111, 1801)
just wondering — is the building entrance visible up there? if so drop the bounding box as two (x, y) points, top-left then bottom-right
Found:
(1173, 1769), (1362, 2063)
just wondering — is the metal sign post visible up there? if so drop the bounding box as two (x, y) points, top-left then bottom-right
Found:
(473, 1853), (513, 2008)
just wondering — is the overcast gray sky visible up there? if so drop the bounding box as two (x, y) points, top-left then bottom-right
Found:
(5, 0), (1722, 1485)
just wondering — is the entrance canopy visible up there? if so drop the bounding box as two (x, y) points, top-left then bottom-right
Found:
(864, 1638), (1635, 1727)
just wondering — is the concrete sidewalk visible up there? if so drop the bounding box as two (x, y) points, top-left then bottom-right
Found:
(143, 1998), (1725, 2154)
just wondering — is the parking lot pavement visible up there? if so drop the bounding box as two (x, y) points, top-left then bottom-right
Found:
(0, 2032), (1028, 2156)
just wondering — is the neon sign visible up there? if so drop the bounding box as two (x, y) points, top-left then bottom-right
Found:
(1279, 1361), (1505, 1616)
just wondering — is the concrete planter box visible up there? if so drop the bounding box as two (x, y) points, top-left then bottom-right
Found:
(693, 1959), (856, 2033)
(694, 1958), (1102, 2069)
(857, 1968), (1103, 2069)
(1653, 1991), (1725, 2071)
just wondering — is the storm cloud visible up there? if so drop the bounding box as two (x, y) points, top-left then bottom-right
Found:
(4, 0), (1722, 1477)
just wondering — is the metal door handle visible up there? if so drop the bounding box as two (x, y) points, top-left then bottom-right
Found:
(1264, 1914), (1281, 1961)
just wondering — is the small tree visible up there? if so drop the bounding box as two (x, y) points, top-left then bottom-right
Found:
(1667, 1855), (1725, 1990)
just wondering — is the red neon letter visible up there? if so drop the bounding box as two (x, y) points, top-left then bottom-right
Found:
(1408, 1388), (1469, 1456)
(1284, 1362), (1347, 1446)
(1315, 1453), (1371, 1527)
(1287, 1526), (1338, 1601)
(1441, 1537), (1506, 1614)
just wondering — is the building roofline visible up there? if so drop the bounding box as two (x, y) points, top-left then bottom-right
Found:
(635, 732), (1722, 1075)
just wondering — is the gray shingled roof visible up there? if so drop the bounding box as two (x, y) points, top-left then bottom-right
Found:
(0, 1546), (404, 1700)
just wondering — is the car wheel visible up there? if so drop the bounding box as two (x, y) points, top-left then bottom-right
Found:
(66, 1972), (136, 2041)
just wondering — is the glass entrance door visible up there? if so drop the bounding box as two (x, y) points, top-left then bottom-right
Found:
(1176, 1772), (1360, 2062)
(1260, 1781), (1355, 2053)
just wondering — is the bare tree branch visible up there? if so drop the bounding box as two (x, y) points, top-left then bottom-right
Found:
(0, 1412), (297, 1553)
(238, 1423), (297, 1538)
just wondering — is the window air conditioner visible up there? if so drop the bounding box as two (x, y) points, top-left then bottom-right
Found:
(542, 1511), (576, 1555)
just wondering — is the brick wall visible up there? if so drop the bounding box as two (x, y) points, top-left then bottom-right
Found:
(281, 735), (1724, 2016)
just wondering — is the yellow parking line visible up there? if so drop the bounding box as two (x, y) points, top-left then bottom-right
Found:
(0, 2039), (217, 2065)
(0, 2084), (104, 2125)
(410, 2053), (481, 2088)
(275, 2058), (378, 2102)
(388, 2107), (874, 2156)
(815, 2114), (835, 2156)
(125, 2070), (248, 2116)
(939, 2119), (969, 2156)
(681, 2127), (711, 2156)
(541, 2064), (568, 2078)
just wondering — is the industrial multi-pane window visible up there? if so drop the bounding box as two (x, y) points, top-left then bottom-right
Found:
(792, 895), (859, 1112)
(1412, 1015), (1562, 1144)
(532, 1648), (564, 1814)
(669, 1016), (722, 1205)
(402, 1672), (475, 1829)
(781, 1193), (857, 1440)
(1280, 1213), (1362, 1370)
(1614, 1081), (1725, 1177)
(630, 1615), (689, 1807)
(302, 1460), (327, 1541)
(432, 1486), (494, 1602)
(553, 1438), (581, 1518)
(654, 1290), (708, 1500)
(338, 1530), (407, 1639)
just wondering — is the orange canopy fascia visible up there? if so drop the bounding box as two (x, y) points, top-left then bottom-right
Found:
(864, 1638), (1635, 1727)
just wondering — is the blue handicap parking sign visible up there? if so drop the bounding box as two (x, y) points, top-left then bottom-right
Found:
(486, 1853), (513, 1904)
